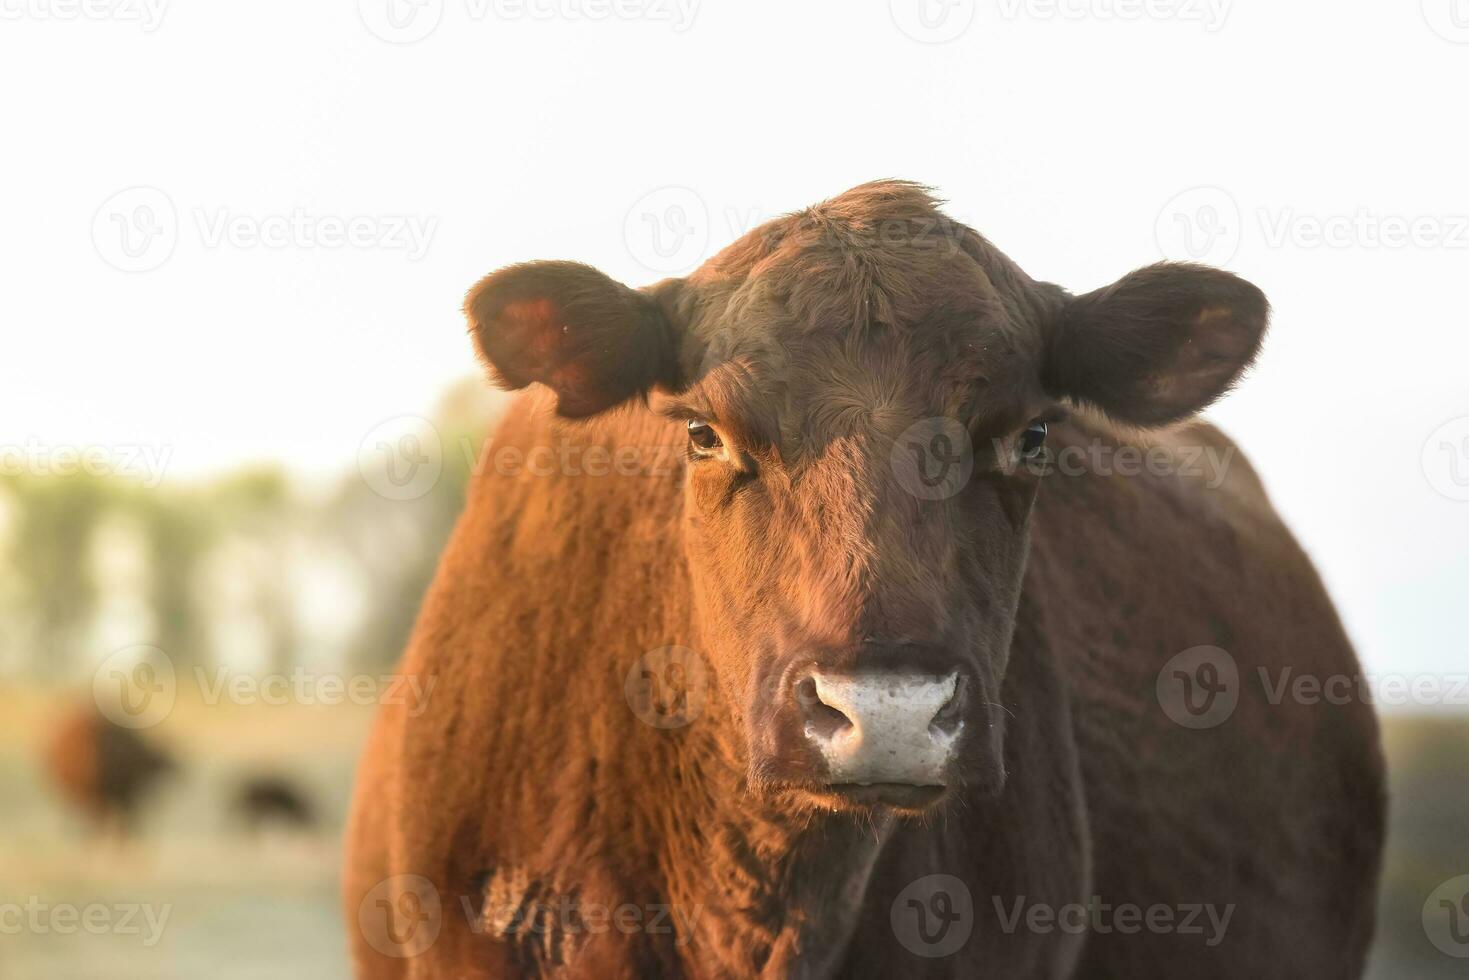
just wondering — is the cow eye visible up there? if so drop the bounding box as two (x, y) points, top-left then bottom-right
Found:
(687, 419), (722, 454)
(1019, 420), (1048, 459)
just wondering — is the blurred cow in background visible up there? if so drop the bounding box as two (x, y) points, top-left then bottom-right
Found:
(231, 774), (318, 836)
(45, 703), (176, 838)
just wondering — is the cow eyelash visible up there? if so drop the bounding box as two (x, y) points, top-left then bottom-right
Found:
(686, 419), (723, 456)
(1018, 421), (1048, 459)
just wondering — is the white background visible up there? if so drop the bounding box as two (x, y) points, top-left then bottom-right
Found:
(2, 0), (1466, 683)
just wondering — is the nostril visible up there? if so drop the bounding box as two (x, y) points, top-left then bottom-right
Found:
(796, 676), (853, 742)
(929, 674), (967, 739)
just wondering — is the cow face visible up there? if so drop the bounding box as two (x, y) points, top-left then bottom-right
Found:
(466, 182), (1267, 815)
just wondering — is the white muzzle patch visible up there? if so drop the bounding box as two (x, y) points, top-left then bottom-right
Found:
(804, 670), (962, 786)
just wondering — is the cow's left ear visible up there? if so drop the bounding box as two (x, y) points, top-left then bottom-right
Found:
(1041, 263), (1269, 427)
(465, 261), (683, 419)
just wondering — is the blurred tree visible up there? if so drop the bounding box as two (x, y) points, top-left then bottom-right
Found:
(1, 473), (108, 678)
(332, 378), (497, 669)
(0, 377), (501, 680)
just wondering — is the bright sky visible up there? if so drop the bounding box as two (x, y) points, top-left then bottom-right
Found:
(2, 0), (1466, 682)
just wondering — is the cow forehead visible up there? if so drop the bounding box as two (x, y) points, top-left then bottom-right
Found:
(665, 183), (1050, 449)
(669, 327), (1042, 462)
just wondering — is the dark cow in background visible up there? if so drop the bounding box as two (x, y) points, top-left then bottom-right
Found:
(231, 774), (318, 835)
(345, 182), (1384, 978)
(46, 702), (175, 837)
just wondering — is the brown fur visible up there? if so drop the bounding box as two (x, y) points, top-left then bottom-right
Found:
(345, 182), (1383, 978)
(46, 703), (175, 835)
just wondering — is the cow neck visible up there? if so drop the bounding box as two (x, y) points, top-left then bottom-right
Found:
(658, 703), (896, 979)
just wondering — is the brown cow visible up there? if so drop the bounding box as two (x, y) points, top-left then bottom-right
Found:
(344, 182), (1384, 978)
(46, 702), (176, 837)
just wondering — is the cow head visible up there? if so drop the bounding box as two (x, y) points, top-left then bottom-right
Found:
(466, 182), (1267, 815)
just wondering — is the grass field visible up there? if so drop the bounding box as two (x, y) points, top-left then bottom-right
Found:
(0, 688), (371, 980)
(0, 688), (1463, 977)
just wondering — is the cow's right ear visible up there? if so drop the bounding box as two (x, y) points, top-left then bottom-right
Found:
(464, 261), (683, 419)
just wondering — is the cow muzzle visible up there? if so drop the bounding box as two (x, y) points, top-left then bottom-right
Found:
(796, 669), (965, 792)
